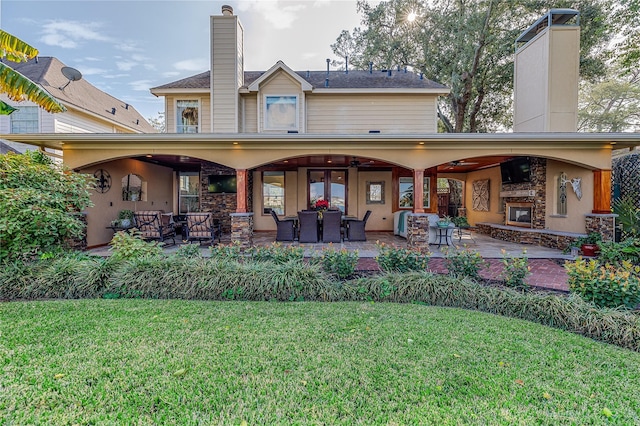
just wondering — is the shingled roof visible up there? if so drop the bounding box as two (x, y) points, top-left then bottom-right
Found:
(3, 57), (156, 133)
(151, 68), (448, 91)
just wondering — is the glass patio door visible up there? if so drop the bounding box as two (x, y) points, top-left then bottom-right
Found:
(308, 170), (346, 212)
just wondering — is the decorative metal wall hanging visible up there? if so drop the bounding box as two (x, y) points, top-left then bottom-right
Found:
(472, 179), (490, 211)
(93, 169), (111, 193)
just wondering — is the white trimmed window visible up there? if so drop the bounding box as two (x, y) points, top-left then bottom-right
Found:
(10, 106), (38, 133)
(176, 100), (199, 133)
(264, 95), (298, 131)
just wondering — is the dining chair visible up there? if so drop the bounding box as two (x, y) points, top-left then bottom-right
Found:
(298, 211), (319, 243)
(322, 210), (342, 243)
(346, 210), (372, 241)
(270, 210), (296, 241)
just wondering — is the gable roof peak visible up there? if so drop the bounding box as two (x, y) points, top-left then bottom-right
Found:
(247, 60), (312, 92)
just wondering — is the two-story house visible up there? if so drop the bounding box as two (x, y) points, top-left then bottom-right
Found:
(4, 7), (640, 249)
(0, 56), (155, 156)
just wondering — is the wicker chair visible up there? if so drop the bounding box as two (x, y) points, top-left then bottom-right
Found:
(298, 211), (319, 243)
(322, 210), (342, 243)
(346, 210), (372, 241)
(185, 212), (220, 245)
(270, 210), (296, 241)
(133, 210), (176, 245)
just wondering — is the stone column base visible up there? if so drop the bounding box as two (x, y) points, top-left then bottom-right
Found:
(585, 214), (616, 242)
(406, 213), (431, 252)
(230, 213), (254, 249)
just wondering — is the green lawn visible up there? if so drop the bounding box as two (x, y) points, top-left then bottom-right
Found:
(1, 300), (639, 425)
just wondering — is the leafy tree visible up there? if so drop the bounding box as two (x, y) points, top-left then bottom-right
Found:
(0, 29), (65, 114)
(333, 0), (611, 132)
(148, 112), (166, 133)
(0, 151), (93, 259)
(578, 68), (640, 132)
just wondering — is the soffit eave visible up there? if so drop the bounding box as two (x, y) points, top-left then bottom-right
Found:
(2, 132), (638, 151)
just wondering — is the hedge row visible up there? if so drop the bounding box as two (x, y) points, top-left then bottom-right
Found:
(1, 255), (638, 352)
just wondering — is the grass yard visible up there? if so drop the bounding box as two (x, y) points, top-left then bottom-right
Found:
(1, 300), (639, 425)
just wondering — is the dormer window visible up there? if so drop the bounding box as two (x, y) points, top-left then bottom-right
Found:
(264, 95), (298, 131)
(176, 100), (199, 133)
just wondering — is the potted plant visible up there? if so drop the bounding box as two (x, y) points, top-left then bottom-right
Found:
(437, 215), (452, 228)
(117, 209), (135, 228)
(452, 216), (470, 228)
(575, 232), (602, 257)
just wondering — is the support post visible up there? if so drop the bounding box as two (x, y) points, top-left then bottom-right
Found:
(236, 169), (248, 213)
(592, 169), (611, 214)
(413, 169), (425, 214)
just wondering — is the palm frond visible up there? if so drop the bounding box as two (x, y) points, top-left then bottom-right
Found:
(0, 99), (18, 115)
(0, 63), (66, 113)
(0, 29), (38, 62)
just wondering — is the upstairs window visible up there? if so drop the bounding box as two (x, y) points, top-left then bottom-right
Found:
(10, 106), (38, 133)
(264, 96), (298, 131)
(176, 100), (199, 133)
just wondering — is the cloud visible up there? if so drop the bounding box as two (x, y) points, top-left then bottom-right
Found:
(173, 59), (208, 72)
(237, 1), (306, 29)
(116, 61), (137, 71)
(129, 80), (153, 91)
(116, 42), (142, 52)
(78, 67), (106, 76)
(162, 71), (181, 78)
(40, 20), (110, 49)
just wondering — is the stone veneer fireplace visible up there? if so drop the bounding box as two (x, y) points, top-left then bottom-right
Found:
(505, 202), (533, 228)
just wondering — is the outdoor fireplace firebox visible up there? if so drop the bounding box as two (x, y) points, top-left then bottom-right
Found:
(505, 202), (533, 228)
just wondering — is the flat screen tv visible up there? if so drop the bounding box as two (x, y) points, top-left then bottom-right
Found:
(208, 174), (237, 193)
(500, 157), (531, 184)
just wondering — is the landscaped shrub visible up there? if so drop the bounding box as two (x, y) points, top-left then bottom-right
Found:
(2, 253), (640, 352)
(499, 249), (531, 289)
(172, 243), (203, 258)
(565, 258), (640, 309)
(597, 238), (640, 265)
(313, 245), (359, 279)
(249, 242), (304, 264)
(0, 151), (93, 260)
(374, 242), (429, 272)
(209, 241), (243, 261)
(442, 246), (487, 280)
(109, 230), (163, 261)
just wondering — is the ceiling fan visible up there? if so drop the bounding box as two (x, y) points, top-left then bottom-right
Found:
(445, 159), (479, 170)
(349, 157), (374, 167)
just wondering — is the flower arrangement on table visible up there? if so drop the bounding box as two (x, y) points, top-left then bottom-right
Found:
(312, 199), (330, 211)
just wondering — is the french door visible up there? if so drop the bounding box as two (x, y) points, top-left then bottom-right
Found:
(308, 169), (347, 212)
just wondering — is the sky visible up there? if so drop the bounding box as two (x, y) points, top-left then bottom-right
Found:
(0, 0), (379, 120)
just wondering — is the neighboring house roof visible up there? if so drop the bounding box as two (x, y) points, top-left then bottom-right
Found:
(2, 57), (156, 133)
(151, 65), (449, 93)
(0, 139), (21, 154)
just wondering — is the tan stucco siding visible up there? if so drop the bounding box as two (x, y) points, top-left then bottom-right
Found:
(514, 26), (579, 132)
(545, 160), (593, 233)
(548, 28), (580, 131)
(211, 16), (239, 132)
(464, 166), (505, 226)
(306, 94), (437, 133)
(258, 72), (304, 133)
(356, 171), (393, 231)
(80, 158), (174, 247)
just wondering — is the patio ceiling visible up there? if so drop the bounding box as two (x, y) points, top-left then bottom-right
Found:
(136, 154), (514, 173)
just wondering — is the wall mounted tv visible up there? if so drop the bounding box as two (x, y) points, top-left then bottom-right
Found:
(208, 174), (237, 193)
(500, 157), (532, 184)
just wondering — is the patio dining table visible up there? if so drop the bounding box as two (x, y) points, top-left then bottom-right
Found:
(284, 214), (358, 241)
